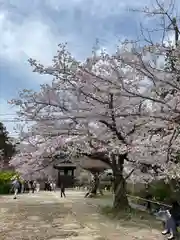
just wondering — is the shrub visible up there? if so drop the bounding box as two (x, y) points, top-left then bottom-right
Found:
(0, 171), (19, 194)
(132, 180), (176, 205)
(149, 181), (172, 202)
(0, 182), (11, 194)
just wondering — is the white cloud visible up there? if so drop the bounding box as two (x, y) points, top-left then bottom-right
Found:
(0, 9), (61, 85)
(0, 11), (58, 65)
(46, 0), (148, 17)
(0, 0), (149, 71)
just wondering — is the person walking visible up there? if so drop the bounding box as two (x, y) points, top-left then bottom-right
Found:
(44, 180), (48, 191)
(60, 183), (66, 198)
(32, 180), (36, 193)
(29, 180), (33, 193)
(50, 181), (53, 191)
(36, 181), (40, 192)
(12, 178), (20, 199)
(29, 180), (36, 193)
(20, 178), (25, 194)
(48, 180), (52, 191)
(28, 180), (31, 193)
(53, 182), (56, 192)
(24, 180), (29, 192)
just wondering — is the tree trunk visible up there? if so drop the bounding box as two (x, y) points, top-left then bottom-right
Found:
(113, 173), (129, 210)
(85, 173), (99, 197)
(91, 181), (98, 195)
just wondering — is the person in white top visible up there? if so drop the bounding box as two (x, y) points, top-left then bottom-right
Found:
(36, 182), (40, 192)
(12, 178), (20, 199)
(53, 182), (56, 191)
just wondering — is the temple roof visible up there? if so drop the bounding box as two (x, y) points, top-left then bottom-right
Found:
(53, 160), (76, 169)
(80, 157), (109, 172)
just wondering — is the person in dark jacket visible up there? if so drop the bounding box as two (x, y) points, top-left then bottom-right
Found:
(144, 184), (152, 212)
(32, 181), (36, 193)
(170, 201), (180, 222)
(161, 201), (180, 239)
(24, 180), (29, 192)
(60, 183), (66, 198)
(44, 180), (48, 191)
(29, 180), (36, 193)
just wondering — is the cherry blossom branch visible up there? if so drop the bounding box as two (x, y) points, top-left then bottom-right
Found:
(166, 126), (179, 163)
(125, 168), (136, 180)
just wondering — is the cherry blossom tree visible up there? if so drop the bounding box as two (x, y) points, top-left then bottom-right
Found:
(9, 43), (168, 210)
(115, 0), (180, 180)
(10, 0), (180, 202)
(10, 137), (57, 179)
(9, 0), (180, 212)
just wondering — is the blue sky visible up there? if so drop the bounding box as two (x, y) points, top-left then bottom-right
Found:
(0, 0), (173, 136)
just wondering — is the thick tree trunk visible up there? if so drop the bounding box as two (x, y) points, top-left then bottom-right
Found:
(113, 173), (129, 210)
(84, 181), (97, 197)
(91, 180), (98, 195)
(85, 173), (99, 197)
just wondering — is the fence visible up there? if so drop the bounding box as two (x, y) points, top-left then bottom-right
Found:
(127, 194), (171, 210)
(74, 186), (172, 209)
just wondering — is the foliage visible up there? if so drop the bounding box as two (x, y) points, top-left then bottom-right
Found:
(0, 183), (11, 194)
(133, 180), (179, 205)
(150, 181), (172, 202)
(0, 171), (18, 182)
(0, 122), (16, 163)
(0, 171), (19, 194)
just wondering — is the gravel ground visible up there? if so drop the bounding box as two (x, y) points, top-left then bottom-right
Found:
(0, 191), (164, 240)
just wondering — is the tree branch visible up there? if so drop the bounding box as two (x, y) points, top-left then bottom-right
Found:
(125, 168), (135, 180)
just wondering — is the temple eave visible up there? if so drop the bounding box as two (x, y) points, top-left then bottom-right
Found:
(53, 164), (76, 169)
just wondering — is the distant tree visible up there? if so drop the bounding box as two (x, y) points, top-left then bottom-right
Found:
(0, 122), (16, 163)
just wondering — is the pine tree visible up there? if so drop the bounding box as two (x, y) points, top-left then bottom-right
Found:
(0, 122), (16, 163)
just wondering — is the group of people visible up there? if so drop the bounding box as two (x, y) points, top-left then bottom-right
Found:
(24, 180), (40, 193)
(11, 177), (40, 199)
(44, 180), (65, 197)
(11, 177), (66, 199)
(44, 180), (56, 191)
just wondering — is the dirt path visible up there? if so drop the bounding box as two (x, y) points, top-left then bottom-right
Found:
(69, 193), (164, 240)
(0, 191), (97, 240)
(53, 190), (164, 240)
(0, 191), (164, 240)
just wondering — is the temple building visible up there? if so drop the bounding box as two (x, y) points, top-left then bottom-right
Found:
(35, 153), (111, 189)
(53, 159), (76, 188)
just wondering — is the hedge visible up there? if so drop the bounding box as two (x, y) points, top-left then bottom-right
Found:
(130, 180), (180, 205)
(0, 171), (20, 194)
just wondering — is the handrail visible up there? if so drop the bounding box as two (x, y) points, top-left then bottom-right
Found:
(74, 187), (172, 208)
(127, 194), (171, 208)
